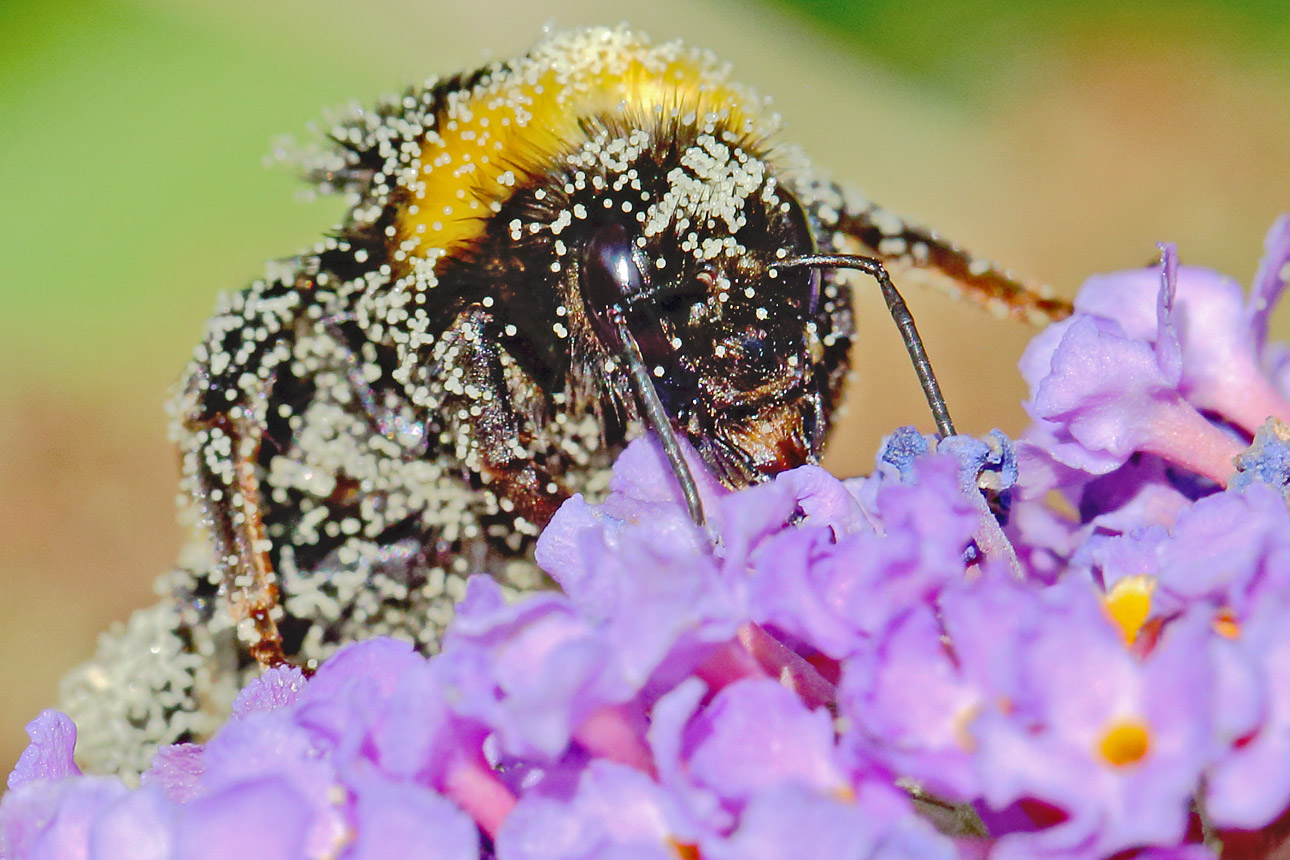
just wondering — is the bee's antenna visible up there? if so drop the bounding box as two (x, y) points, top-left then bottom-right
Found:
(605, 308), (711, 534)
(778, 253), (957, 439)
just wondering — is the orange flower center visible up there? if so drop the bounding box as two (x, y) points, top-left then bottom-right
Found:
(1212, 606), (1241, 639)
(670, 841), (700, 860)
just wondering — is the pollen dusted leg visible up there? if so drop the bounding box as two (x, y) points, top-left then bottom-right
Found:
(835, 203), (1073, 324)
(176, 271), (314, 670)
(186, 413), (290, 669)
(434, 306), (570, 531)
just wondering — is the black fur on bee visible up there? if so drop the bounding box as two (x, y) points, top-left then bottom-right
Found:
(58, 26), (1070, 775)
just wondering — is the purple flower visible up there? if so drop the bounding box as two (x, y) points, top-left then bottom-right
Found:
(8, 711), (80, 791)
(747, 438), (992, 663)
(142, 744), (203, 804)
(443, 576), (651, 767)
(672, 679), (848, 806)
(5, 433), (998, 859)
(9, 217), (1290, 859)
(192, 710), (348, 856)
(495, 761), (689, 860)
(1020, 216), (1290, 504)
(230, 665), (308, 719)
(1202, 590), (1290, 829)
(89, 787), (175, 860)
(0, 778), (142, 860)
(174, 778), (314, 860)
(838, 603), (985, 799)
(343, 773), (479, 860)
(703, 783), (955, 860)
(840, 569), (1219, 860)
(969, 587), (1215, 860)
(1048, 473), (1290, 837)
(1020, 251), (1243, 486)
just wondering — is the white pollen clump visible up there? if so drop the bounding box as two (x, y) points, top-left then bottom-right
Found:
(878, 237), (907, 257)
(870, 207), (905, 238)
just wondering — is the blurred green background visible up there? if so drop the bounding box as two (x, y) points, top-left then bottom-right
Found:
(3, 0), (1288, 775)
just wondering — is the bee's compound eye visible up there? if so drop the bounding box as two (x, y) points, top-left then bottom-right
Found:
(582, 223), (646, 350)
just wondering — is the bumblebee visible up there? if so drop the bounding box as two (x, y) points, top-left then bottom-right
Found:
(58, 26), (1069, 775)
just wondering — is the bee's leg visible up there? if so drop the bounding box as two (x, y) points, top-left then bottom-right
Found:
(432, 307), (569, 530)
(831, 195), (1073, 324)
(185, 410), (291, 670)
(178, 273), (309, 670)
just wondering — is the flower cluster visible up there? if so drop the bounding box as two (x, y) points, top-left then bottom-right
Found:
(1016, 215), (1290, 513)
(4, 216), (1290, 859)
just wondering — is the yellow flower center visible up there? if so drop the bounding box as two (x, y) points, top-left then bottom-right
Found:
(1098, 720), (1151, 767)
(1103, 575), (1155, 645)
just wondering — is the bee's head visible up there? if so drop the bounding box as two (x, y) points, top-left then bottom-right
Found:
(557, 128), (852, 488)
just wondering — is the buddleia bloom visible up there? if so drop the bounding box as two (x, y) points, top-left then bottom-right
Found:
(6, 217), (1290, 859)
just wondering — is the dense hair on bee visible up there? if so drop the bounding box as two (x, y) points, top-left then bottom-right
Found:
(57, 26), (1067, 777)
